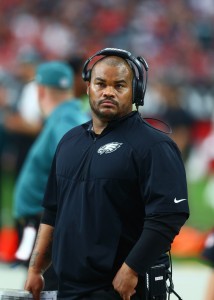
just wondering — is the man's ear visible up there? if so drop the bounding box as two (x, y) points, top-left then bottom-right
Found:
(86, 82), (90, 95)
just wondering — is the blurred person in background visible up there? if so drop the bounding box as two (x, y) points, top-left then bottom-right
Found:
(151, 79), (195, 161)
(4, 47), (43, 177)
(13, 60), (89, 289)
(67, 55), (91, 116)
(0, 48), (43, 259)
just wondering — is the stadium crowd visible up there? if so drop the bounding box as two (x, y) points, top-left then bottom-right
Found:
(0, 0), (214, 135)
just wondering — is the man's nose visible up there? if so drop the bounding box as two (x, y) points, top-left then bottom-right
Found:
(103, 86), (115, 97)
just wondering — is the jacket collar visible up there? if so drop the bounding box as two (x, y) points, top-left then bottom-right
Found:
(84, 111), (140, 134)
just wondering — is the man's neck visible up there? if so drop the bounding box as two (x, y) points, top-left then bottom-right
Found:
(92, 111), (135, 134)
(92, 123), (106, 135)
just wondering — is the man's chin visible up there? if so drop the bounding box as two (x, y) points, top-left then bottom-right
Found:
(97, 108), (118, 120)
(99, 111), (118, 121)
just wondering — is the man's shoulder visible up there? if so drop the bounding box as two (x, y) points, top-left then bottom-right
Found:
(123, 113), (177, 157)
(127, 113), (173, 144)
(142, 122), (172, 143)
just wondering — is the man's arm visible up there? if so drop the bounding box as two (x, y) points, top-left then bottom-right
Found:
(25, 223), (54, 300)
(112, 213), (188, 300)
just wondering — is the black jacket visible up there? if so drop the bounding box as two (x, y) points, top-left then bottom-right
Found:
(42, 111), (189, 297)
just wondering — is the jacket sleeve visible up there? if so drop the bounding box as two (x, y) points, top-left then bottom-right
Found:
(125, 140), (190, 275)
(41, 208), (56, 227)
(125, 212), (188, 275)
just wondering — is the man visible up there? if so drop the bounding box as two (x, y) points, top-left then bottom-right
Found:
(25, 49), (189, 300)
(13, 60), (89, 286)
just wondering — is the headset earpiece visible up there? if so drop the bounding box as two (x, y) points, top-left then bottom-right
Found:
(132, 78), (138, 104)
(82, 48), (149, 107)
(82, 69), (91, 82)
(82, 58), (92, 81)
(134, 80), (145, 105)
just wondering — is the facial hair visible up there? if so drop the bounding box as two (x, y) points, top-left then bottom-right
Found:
(89, 97), (120, 121)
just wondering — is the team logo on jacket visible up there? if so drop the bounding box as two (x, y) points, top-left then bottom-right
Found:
(97, 142), (123, 155)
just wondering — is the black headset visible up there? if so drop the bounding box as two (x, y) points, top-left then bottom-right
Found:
(82, 48), (149, 107)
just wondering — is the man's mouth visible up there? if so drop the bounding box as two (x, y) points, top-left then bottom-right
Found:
(99, 99), (117, 107)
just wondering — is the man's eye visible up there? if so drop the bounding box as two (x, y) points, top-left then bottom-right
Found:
(116, 84), (124, 89)
(96, 82), (105, 87)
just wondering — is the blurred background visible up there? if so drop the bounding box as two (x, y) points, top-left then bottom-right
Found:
(0, 0), (214, 299)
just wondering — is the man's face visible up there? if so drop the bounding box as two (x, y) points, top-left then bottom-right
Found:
(87, 56), (133, 122)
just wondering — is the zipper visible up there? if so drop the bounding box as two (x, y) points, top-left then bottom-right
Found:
(78, 132), (98, 181)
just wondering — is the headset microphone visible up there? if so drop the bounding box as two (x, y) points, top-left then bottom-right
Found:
(82, 48), (149, 107)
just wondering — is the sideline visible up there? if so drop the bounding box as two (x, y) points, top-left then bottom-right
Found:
(0, 261), (211, 300)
